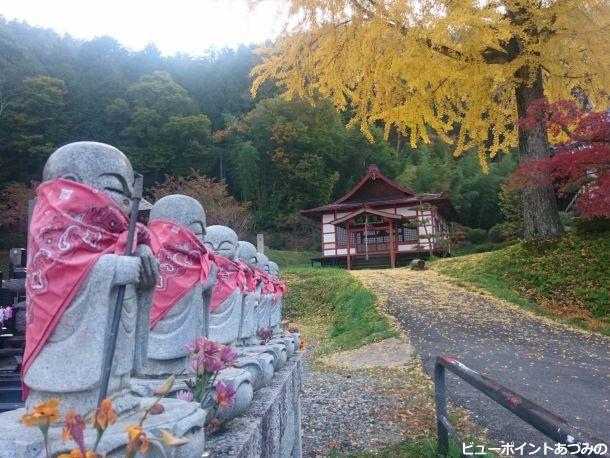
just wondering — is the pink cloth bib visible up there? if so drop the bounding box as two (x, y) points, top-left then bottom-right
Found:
(210, 256), (247, 312)
(23, 179), (148, 396)
(149, 220), (214, 328)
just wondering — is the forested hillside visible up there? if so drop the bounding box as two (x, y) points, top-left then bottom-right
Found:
(0, 17), (518, 248)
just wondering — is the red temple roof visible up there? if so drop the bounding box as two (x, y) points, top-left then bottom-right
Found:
(302, 164), (459, 221)
(330, 207), (403, 228)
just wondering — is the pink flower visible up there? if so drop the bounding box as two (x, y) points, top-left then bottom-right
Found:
(191, 355), (225, 374)
(176, 390), (194, 402)
(218, 345), (238, 365)
(185, 336), (220, 359)
(213, 381), (236, 409)
(257, 327), (273, 340)
(186, 336), (225, 374)
(202, 356), (225, 373)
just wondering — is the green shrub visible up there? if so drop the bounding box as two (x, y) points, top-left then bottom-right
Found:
(463, 227), (487, 244)
(573, 217), (610, 235)
(488, 223), (510, 243)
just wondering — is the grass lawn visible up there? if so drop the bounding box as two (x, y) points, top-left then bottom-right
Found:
(431, 232), (610, 335)
(332, 436), (493, 457)
(265, 249), (320, 269)
(282, 267), (398, 356)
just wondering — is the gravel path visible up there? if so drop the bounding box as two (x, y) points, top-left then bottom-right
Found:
(300, 340), (438, 456)
(302, 368), (409, 456)
(353, 269), (610, 448)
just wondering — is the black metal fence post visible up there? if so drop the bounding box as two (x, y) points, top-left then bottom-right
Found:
(435, 362), (449, 455)
(433, 356), (609, 458)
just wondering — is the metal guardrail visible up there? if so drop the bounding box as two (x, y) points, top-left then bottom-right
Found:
(434, 356), (609, 457)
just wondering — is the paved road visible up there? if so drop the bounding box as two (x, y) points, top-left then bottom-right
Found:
(353, 269), (610, 451)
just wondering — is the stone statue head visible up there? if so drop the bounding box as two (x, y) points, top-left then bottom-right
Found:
(256, 253), (270, 273)
(236, 241), (258, 270)
(149, 195), (206, 241)
(204, 225), (238, 260)
(268, 261), (280, 279)
(43, 141), (135, 214)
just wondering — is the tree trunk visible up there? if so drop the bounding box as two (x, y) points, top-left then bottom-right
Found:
(514, 65), (563, 239)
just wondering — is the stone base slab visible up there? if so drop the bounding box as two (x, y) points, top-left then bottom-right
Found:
(0, 398), (205, 457)
(206, 351), (304, 457)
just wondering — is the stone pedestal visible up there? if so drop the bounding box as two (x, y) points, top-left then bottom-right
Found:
(269, 335), (296, 358)
(0, 398), (205, 458)
(290, 332), (301, 352)
(206, 351), (304, 458)
(233, 353), (275, 391)
(131, 367), (254, 425)
(239, 343), (287, 371)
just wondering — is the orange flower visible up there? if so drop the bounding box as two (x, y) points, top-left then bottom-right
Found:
(91, 399), (117, 431)
(58, 450), (97, 458)
(61, 409), (88, 455)
(126, 424), (149, 455)
(61, 410), (86, 443)
(299, 339), (306, 350)
(20, 398), (60, 428)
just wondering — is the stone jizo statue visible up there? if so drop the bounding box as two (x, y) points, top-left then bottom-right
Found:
(204, 225), (245, 345)
(141, 194), (216, 376)
(236, 242), (287, 370)
(132, 195), (254, 421)
(22, 141), (158, 418)
(256, 253), (295, 356)
(255, 252), (273, 330)
(268, 261), (283, 333)
(235, 241), (261, 345)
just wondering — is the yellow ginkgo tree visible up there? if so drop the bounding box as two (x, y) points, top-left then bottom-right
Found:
(251, 0), (609, 239)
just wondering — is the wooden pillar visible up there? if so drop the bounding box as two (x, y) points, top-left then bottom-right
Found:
(389, 220), (396, 268)
(346, 222), (352, 270)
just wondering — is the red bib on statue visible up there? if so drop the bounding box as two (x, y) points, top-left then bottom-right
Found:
(149, 220), (214, 328)
(237, 260), (256, 293)
(255, 268), (275, 295)
(210, 256), (247, 312)
(22, 179), (146, 393)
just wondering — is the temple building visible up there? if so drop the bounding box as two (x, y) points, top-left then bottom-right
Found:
(302, 165), (459, 269)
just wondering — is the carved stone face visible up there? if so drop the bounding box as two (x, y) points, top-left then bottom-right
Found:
(204, 225), (238, 260)
(236, 241), (258, 270)
(43, 141), (135, 214)
(268, 261), (280, 279)
(149, 195), (206, 241)
(256, 253), (270, 273)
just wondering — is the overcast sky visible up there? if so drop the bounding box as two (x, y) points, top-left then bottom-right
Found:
(0, 0), (284, 55)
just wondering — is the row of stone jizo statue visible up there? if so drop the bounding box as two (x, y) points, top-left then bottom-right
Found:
(0, 142), (300, 457)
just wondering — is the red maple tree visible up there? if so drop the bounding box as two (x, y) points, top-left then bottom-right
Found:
(509, 99), (610, 219)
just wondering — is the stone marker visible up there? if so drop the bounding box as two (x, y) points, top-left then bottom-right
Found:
(410, 258), (426, 270)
